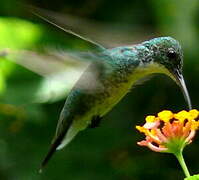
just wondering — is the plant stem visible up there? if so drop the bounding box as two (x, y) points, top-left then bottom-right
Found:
(175, 152), (190, 178)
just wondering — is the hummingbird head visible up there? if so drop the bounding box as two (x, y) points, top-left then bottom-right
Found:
(141, 37), (192, 109)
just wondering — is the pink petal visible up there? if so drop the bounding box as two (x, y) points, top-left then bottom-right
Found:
(143, 121), (160, 129)
(148, 143), (168, 152)
(185, 130), (196, 144)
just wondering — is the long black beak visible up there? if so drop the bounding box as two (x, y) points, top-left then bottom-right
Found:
(173, 69), (192, 110)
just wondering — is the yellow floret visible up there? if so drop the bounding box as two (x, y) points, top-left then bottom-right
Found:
(145, 115), (156, 123)
(174, 110), (189, 122)
(150, 129), (157, 136)
(158, 110), (173, 122)
(189, 109), (199, 120)
(136, 126), (148, 135)
(191, 120), (199, 130)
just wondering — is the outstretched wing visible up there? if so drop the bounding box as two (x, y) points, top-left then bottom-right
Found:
(0, 6), (111, 103)
(27, 5), (106, 51)
(25, 5), (144, 47)
(2, 48), (108, 103)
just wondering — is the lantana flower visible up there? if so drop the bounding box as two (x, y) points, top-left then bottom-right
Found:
(136, 109), (199, 178)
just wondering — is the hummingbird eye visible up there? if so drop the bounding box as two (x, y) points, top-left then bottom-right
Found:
(167, 50), (177, 59)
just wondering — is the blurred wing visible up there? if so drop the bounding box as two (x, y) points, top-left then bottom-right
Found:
(27, 5), (106, 51)
(26, 6), (144, 47)
(5, 49), (90, 76)
(3, 48), (105, 103)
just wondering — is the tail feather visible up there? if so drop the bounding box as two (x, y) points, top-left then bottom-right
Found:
(40, 116), (73, 172)
(39, 110), (89, 171)
(39, 130), (67, 172)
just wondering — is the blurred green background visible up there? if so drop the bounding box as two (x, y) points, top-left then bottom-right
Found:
(0, 0), (199, 179)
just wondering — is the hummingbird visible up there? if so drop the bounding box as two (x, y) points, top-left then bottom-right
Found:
(39, 34), (192, 171)
(0, 8), (192, 171)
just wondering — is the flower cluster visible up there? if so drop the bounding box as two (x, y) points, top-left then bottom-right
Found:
(136, 110), (199, 153)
